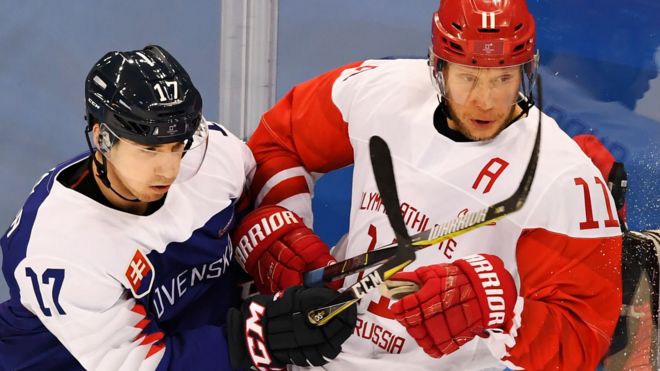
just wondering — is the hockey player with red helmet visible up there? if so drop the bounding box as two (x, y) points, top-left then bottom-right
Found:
(233, 0), (623, 369)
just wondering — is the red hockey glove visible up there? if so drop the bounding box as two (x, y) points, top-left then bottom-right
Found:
(233, 205), (337, 294)
(389, 254), (517, 358)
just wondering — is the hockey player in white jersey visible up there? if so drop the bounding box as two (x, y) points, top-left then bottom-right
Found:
(0, 45), (356, 370)
(232, 0), (623, 369)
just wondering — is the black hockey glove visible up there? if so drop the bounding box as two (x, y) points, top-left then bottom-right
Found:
(226, 285), (357, 369)
(608, 229), (660, 355)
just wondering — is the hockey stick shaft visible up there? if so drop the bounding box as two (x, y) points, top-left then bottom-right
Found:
(304, 212), (499, 286)
(307, 136), (415, 326)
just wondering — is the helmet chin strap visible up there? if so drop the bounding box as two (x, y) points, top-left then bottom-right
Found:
(508, 95), (534, 125)
(84, 126), (141, 203)
(438, 96), (453, 121)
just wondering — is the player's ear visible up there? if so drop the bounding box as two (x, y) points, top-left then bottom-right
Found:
(91, 123), (101, 149)
(91, 122), (113, 155)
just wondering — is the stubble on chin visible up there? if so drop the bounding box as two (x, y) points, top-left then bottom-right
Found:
(133, 190), (164, 203)
(448, 106), (518, 141)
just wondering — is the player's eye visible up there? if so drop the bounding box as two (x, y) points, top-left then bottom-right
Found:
(457, 74), (478, 84)
(172, 142), (186, 152)
(494, 74), (513, 85)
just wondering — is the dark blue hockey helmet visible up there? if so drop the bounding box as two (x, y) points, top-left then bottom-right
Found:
(84, 45), (203, 146)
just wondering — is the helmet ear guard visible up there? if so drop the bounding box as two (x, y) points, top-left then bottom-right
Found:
(83, 119), (115, 155)
(98, 126), (112, 154)
(82, 121), (113, 189)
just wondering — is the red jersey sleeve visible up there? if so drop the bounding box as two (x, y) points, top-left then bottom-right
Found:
(501, 156), (623, 369)
(247, 61), (364, 223)
(505, 229), (622, 369)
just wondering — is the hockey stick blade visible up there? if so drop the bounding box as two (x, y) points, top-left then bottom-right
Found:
(307, 136), (416, 326)
(305, 112), (541, 290)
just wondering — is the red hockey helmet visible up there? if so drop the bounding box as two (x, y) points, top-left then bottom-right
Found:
(431, 0), (536, 67)
(429, 0), (539, 106)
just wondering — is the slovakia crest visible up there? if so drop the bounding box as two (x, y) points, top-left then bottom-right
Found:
(125, 249), (155, 298)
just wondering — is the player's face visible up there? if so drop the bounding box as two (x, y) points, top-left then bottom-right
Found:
(105, 139), (184, 202)
(444, 64), (522, 141)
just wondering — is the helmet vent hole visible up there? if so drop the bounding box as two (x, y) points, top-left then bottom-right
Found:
(114, 114), (150, 136)
(451, 22), (462, 31)
(157, 110), (184, 117)
(514, 23), (523, 32)
(134, 123), (151, 136)
(443, 46), (464, 57)
(512, 43), (526, 54)
(477, 28), (500, 33)
(449, 41), (463, 52)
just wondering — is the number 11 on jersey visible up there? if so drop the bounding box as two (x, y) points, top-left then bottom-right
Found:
(574, 176), (620, 230)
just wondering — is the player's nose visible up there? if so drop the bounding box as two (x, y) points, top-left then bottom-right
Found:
(470, 84), (495, 111)
(153, 153), (181, 180)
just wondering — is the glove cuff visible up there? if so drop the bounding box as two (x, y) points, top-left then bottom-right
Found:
(233, 205), (306, 270)
(454, 254), (517, 329)
(226, 308), (251, 369)
(226, 294), (287, 370)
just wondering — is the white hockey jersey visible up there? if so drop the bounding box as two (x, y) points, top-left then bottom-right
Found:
(247, 59), (622, 370)
(0, 123), (255, 370)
